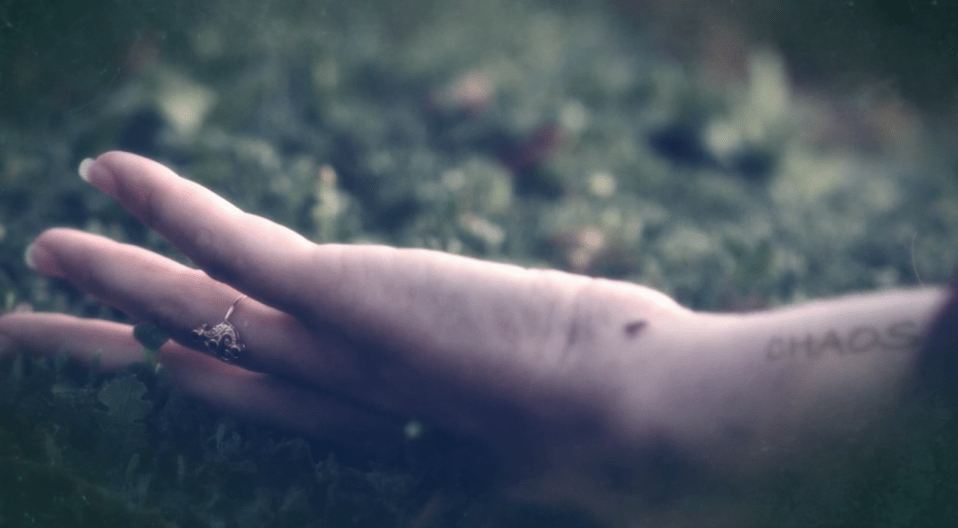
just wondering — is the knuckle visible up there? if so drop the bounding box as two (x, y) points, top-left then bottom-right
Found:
(525, 269), (600, 364)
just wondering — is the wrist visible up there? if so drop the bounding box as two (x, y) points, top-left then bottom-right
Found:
(610, 287), (948, 469)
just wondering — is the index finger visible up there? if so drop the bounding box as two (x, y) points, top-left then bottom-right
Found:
(80, 151), (319, 317)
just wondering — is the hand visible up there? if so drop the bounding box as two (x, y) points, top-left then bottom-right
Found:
(0, 151), (949, 492)
(0, 152), (693, 462)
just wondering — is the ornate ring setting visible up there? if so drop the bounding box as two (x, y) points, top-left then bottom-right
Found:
(190, 295), (247, 363)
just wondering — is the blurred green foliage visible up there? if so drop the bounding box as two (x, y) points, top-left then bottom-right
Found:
(612, 0), (958, 112)
(1, 0), (957, 525)
(0, 353), (449, 526)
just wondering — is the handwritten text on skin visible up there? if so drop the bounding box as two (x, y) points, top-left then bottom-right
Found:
(765, 321), (921, 361)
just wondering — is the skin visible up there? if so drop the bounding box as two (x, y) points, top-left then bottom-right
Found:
(0, 151), (950, 498)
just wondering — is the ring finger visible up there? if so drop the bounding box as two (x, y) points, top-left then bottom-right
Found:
(25, 228), (370, 398)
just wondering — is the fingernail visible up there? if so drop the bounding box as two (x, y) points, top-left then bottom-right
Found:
(24, 243), (38, 269)
(24, 242), (63, 277)
(77, 156), (117, 196)
(78, 158), (95, 183)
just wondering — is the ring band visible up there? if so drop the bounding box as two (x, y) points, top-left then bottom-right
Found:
(190, 295), (247, 362)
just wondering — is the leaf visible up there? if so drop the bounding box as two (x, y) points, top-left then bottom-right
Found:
(97, 375), (150, 424)
(133, 322), (170, 351)
(133, 323), (170, 367)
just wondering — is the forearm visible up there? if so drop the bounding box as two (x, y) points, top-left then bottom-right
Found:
(708, 287), (947, 407)
(613, 287), (949, 467)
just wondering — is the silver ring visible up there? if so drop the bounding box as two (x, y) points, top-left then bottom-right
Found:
(190, 295), (247, 363)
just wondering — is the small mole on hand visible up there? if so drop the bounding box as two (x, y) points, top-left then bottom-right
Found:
(624, 319), (647, 338)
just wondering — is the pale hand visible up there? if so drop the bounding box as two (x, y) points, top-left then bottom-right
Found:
(0, 152), (948, 483)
